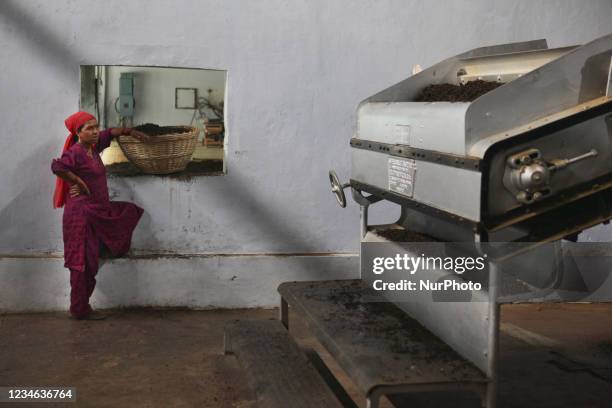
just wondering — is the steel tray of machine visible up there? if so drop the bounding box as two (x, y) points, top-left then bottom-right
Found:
(348, 34), (612, 243)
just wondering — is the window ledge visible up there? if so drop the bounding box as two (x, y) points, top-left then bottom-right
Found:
(106, 160), (224, 179)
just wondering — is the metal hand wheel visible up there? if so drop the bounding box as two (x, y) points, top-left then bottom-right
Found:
(329, 170), (349, 208)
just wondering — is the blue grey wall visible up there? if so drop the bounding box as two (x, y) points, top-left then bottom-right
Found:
(0, 0), (610, 310)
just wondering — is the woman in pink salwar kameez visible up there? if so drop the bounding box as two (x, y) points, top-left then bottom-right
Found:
(52, 112), (148, 320)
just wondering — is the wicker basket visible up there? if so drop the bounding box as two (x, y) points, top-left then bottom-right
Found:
(117, 126), (199, 174)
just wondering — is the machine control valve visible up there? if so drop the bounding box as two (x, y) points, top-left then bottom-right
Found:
(504, 148), (598, 204)
(329, 170), (350, 208)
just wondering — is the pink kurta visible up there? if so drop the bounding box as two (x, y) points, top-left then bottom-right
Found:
(52, 130), (143, 290)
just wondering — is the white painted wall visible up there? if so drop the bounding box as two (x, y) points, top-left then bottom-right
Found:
(103, 66), (226, 127)
(0, 0), (611, 311)
(0, 255), (356, 311)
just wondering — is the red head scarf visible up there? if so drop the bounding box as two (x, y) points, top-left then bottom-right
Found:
(52, 111), (96, 208)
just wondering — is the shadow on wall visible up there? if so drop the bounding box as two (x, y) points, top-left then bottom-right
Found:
(0, 140), (66, 253)
(92, 173), (358, 308)
(1, 144), (354, 308)
(1, 0), (357, 307)
(0, 1), (81, 80)
(130, 170), (348, 255)
(1, 0), (354, 254)
(0, 0), (101, 253)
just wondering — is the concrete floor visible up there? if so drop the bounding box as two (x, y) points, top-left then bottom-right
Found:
(1, 304), (611, 408)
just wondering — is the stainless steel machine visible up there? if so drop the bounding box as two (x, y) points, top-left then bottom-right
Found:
(333, 34), (612, 243)
(330, 34), (612, 407)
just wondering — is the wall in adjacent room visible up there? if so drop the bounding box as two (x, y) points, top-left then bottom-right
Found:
(103, 66), (226, 127)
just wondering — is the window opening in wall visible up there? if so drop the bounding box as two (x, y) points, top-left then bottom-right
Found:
(80, 65), (227, 177)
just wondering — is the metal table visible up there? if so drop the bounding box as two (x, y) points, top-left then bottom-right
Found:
(278, 279), (488, 408)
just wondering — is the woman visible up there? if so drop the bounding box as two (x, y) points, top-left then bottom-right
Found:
(52, 111), (149, 320)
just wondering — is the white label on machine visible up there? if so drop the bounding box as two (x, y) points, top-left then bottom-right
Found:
(388, 157), (416, 197)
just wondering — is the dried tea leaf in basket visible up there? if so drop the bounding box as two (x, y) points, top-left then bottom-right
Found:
(134, 123), (191, 136)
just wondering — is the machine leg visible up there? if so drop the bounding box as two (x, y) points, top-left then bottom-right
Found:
(280, 297), (289, 329)
(485, 261), (500, 408)
(359, 204), (369, 280)
(485, 382), (497, 408)
(552, 240), (566, 288)
(366, 396), (379, 408)
(360, 204), (369, 239)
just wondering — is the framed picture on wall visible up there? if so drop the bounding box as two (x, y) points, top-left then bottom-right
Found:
(175, 88), (197, 109)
